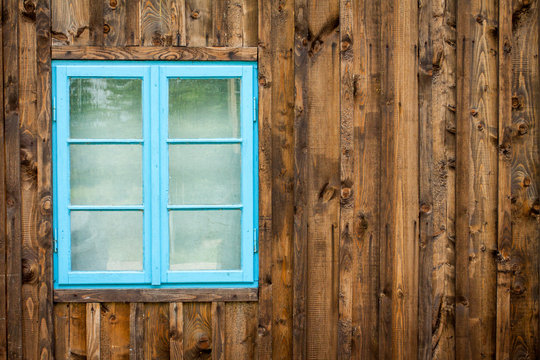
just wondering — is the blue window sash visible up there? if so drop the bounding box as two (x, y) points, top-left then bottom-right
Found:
(52, 61), (258, 288)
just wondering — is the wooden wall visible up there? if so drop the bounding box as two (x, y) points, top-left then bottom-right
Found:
(0, 0), (538, 359)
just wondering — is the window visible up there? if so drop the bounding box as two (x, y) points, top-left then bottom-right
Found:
(52, 61), (258, 288)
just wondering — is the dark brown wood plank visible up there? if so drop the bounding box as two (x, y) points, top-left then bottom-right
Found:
(224, 302), (257, 359)
(241, 0), (257, 47)
(51, 45), (258, 61)
(129, 303), (144, 360)
(183, 302), (211, 360)
(456, 0), (498, 358)
(54, 288), (258, 302)
(350, 0), (382, 358)
(103, 0), (127, 46)
(0, 0), (5, 354)
(86, 303), (100, 360)
(100, 303), (130, 360)
(141, 0), (182, 46)
(496, 1), (513, 359)
(88, 0), (103, 45)
(256, 0), (274, 358)
(509, 1), (539, 358)
(18, 0), (40, 358)
(3, 0), (22, 357)
(169, 302), (183, 360)
(35, 0), (54, 358)
(211, 302), (224, 360)
(144, 303), (170, 360)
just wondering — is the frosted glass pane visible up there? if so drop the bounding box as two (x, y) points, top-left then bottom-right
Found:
(169, 78), (240, 138)
(70, 78), (142, 139)
(169, 145), (241, 205)
(169, 210), (241, 270)
(71, 211), (143, 271)
(70, 145), (142, 205)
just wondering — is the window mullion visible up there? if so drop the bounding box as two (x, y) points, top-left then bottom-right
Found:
(150, 65), (161, 286)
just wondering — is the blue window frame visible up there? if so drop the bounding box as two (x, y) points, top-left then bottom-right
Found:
(52, 61), (258, 288)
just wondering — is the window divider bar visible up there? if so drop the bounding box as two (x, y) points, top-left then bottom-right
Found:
(166, 205), (243, 210)
(166, 138), (242, 144)
(68, 205), (144, 211)
(150, 65), (162, 286)
(67, 139), (144, 144)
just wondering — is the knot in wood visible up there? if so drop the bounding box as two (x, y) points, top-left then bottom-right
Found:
(340, 187), (352, 200)
(41, 196), (52, 213)
(109, 0), (117, 8)
(196, 333), (210, 350)
(103, 24), (111, 34)
(22, 258), (38, 284)
(470, 108), (479, 117)
(341, 39), (351, 52)
(191, 10), (200, 19)
(420, 203), (432, 214)
(512, 96), (522, 109)
(38, 220), (51, 239)
(518, 122), (528, 135)
(523, 177), (531, 187)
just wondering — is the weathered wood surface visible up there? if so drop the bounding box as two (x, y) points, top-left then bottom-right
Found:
(1, 0), (539, 359)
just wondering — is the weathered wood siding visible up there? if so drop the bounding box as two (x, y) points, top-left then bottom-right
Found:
(0, 0), (538, 359)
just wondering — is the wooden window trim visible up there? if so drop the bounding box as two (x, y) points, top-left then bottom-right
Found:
(54, 288), (258, 302)
(52, 46), (258, 62)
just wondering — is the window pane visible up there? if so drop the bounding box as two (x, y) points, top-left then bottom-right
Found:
(70, 78), (142, 139)
(169, 210), (241, 270)
(70, 145), (142, 205)
(169, 144), (241, 205)
(168, 78), (240, 139)
(71, 211), (143, 271)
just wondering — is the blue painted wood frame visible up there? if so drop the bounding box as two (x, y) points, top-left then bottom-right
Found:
(52, 60), (258, 289)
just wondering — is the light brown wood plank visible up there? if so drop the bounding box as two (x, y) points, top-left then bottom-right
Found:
(51, 0), (91, 45)
(129, 303), (144, 360)
(54, 304), (70, 360)
(86, 303), (100, 360)
(141, 0), (182, 46)
(103, 0), (127, 46)
(144, 303), (170, 359)
(69, 303), (87, 359)
(211, 302), (224, 360)
(100, 303), (130, 360)
(224, 303), (257, 359)
(185, 0), (212, 46)
(51, 45), (257, 61)
(241, 0), (257, 47)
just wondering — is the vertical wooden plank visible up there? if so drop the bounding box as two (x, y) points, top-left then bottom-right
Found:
(88, 0), (103, 45)
(509, 1), (540, 358)
(54, 304), (70, 360)
(124, 0), (140, 45)
(103, 0), (127, 46)
(211, 302), (224, 360)
(430, 0), (457, 358)
(210, 0), (227, 46)
(256, 0), (274, 357)
(338, 0), (354, 357)
(224, 303), (257, 359)
(3, 0), (22, 357)
(69, 303), (87, 359)
(379, 0), (419, 358)
(18, 0), (39, 358)
(35, 0), (54, 358)
(86, 303), (100, 360)
(0, 0), (5, 352)
(418, 0), (434, 358)
(129, 303), (144, 360)
(456, 0), (498, 358)
(51, 0), (91, 45)
(295, 1), (341, 359)
(100, 303), (130, 360)
(170, 302), (183, 360)
(144, 303), (170, 360)
(350, 0), (383, 359)
(241, 0), (257, 47)
(185, 0), (212, 46)
(496, 1), (513, 359)
(183, 303), (211, 360)
(141, 0), (182, 46)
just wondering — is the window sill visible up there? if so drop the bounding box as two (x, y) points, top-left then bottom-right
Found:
(54, 287), (258, 303)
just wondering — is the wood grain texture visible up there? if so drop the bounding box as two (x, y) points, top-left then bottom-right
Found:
(3, 0), (23, 357)
(183, 303), (211, 360)
(100, 303), (130, 360)
(53, 304), (69, 360)
(144, 303), (170, 360)
(86, 303), (100, 360)
(0, 0), (5, 355)
(224, 302), (257, 359)
(509, 1), (539, 358)
(169, 302), (183, 360)
(51, 0), (91, 45)
(54, 288), (258, 302)
(141, 0), (182, 46)
(185, 0), (212, 46)
(456, 0), (498, 358)
(69, 304), (87, 359)
(129, 303), (144, 360)
(211, 302), (224, 360)
(51, 45), (257, 61)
